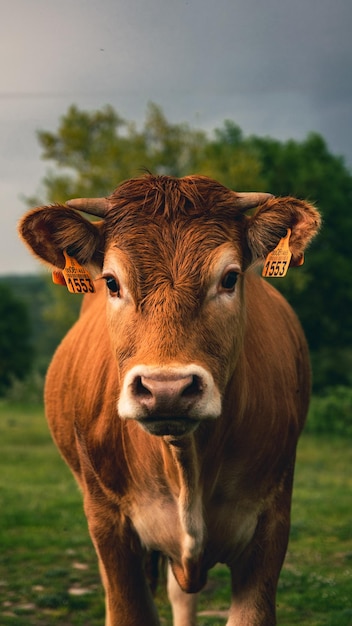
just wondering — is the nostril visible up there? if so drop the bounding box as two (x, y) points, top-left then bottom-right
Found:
(181, 375), (203, 398)
(133, 376), (153, 399)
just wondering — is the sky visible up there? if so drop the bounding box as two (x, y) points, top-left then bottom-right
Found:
(1, 0), (351, 274)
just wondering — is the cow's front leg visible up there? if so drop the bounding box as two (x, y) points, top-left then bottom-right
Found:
(226, 469), (294, 625)
(98, 547), (160, 626)
(227, 573), (277, 626)
(226, 533), (286, 625)
(85, 500), (160, 626)
(167, 562), (198, 626)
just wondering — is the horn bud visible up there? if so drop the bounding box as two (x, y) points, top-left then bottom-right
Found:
(236, 192), (273, 210)
(65, 197), (110, 217)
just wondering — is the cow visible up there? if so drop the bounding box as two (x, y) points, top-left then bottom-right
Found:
(19, 174), (320, 626)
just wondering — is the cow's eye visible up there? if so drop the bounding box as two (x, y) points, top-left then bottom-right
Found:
(104, 276), (120, 297)
(220, 270), (238, 292)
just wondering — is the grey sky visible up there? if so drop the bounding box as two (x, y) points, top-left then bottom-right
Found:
(1, 0), (351, 274)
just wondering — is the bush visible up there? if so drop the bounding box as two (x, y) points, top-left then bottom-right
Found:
(310, 348), (352, 392)
(4, 370), (45, 404)
(306, 386), (352, 437)
(0, 283), (33, 395)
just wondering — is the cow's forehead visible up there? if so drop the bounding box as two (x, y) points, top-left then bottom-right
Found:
(104, 213), (244, 271)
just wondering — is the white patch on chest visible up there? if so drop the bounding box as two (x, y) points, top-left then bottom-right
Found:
(129, 486), (204, 567)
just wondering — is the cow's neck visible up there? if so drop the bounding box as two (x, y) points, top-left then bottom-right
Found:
(163, 436), (205, 589)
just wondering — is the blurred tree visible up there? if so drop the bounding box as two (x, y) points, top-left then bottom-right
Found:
(28, 102), (208, 204)
(249, 133), (352, 388)
(0, 284), (33, 395)
(142, 102), (207, 176)
(29, 104), (136, 203)
(199, 120), (267, 191)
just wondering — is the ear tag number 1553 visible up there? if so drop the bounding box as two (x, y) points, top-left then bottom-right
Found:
(53, 251), (96, 294)
(262, 229), (292, 278)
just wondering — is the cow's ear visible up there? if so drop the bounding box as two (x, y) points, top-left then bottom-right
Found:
(245, 197), (321, 266)
(18, 205), (104, 270)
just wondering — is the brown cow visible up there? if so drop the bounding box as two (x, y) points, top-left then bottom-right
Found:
(19, 175), (320, 626)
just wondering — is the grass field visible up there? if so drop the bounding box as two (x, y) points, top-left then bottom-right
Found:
(0, 402), (351, 625)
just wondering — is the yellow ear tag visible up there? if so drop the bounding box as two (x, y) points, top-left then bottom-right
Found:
(262, 229), (292, 278)
(60, 251), (95, 294)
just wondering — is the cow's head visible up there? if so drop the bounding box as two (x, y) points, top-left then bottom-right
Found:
(19, 175), (320, 437)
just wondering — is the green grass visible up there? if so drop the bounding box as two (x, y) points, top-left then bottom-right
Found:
(1, 402), (351, 625)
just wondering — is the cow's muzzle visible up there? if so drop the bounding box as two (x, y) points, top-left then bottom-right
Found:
(118, 364), (221, 437)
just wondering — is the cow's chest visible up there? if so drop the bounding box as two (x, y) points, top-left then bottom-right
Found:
(127, 480), (260, 570)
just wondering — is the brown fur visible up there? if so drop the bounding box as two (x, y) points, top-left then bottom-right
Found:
(18, 175), (320, 626)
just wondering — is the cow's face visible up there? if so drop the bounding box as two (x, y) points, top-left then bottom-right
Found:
(102, 213), (247, 436)
(19, 175), (320, 437)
